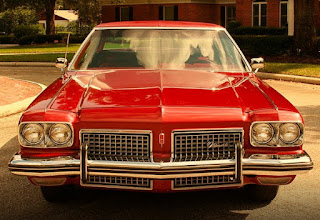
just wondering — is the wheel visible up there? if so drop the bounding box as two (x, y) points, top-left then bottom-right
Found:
(246, 185), (279, 203)
(40, 186), (73, 203)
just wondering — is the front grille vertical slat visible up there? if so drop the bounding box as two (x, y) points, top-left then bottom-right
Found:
(173, 130), (242, 162)
(82, 131), (151, 162)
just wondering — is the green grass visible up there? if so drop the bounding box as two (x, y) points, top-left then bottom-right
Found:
(264, 63), (320, 78)
(0, 44), (81, 54)
(0, 53), (75, 62)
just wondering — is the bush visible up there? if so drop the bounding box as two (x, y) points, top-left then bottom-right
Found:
(18, 35), (36, 45)
(34, 35), (48, 44)
(0, 6), (38, 35)
(229, 27), (288, 35)
(233, 35), (294, 56)
(0, 36), (17, 44)
(46, 35), (63, 43)
(227, 21), (241, 32)
(63, 35), (86, 43)
(13, 24), (43, 39)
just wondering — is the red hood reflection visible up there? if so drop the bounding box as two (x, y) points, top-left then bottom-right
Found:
(48, 69), (274, 112)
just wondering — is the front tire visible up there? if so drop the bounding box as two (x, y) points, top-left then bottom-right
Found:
(246, 185), (279, 203)
(40, 186), (73, 203)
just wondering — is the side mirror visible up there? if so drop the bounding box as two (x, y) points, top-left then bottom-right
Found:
(55, 58), (68, 69)
(251, 57), (264, 71)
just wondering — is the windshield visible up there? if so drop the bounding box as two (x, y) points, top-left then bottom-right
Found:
(71, 29), (248, 72)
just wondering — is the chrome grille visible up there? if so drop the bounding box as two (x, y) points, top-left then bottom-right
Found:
(174, 174), (237, 189)
(87, 175), (151, 189)
(81, 130), (152, 162)
(173, 130), (242, 162)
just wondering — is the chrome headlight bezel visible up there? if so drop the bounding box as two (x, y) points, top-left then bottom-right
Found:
(251, 123), (274, 144)
(279, 123), (301, 144)
(21, 123), (45, 145)
(250, 121), (304, 147)
(49, 124), (73, 145)
(18, 122), (74, 148)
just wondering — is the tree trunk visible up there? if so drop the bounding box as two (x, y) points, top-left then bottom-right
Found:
(294, 0), (317, 55)
(45, 0), (56, 35)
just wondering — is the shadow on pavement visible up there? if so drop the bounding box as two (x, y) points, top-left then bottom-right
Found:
(1, 136), (270, 220)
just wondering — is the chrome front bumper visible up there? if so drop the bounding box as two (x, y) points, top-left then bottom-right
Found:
(9, 152), (313, 178)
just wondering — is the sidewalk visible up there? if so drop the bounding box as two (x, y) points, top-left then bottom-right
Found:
(0, 76), (45, 117)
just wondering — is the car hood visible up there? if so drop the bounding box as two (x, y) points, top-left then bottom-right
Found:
(48, 69), (276, 114)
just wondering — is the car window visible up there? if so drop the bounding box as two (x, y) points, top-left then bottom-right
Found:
(72, 29), (248, 72)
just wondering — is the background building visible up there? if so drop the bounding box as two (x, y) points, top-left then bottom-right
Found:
(98, 0), (320, 35)
(38, 10), (78, 31)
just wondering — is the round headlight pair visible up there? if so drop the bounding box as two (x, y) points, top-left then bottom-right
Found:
(252, 122), (301, 145)
(21, 123), (72, 145)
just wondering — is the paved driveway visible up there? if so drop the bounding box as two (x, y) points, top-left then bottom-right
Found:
(0, 67), (319, 219)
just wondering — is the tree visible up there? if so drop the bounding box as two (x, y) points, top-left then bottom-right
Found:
(65, 0), (101, 27)
(0, 6), (38, 34)
(294, 0), (317, 55)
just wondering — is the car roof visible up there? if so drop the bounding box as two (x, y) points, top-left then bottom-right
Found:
(96, 21), (223, 29)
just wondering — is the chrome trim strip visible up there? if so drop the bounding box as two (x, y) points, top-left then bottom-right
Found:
(249, 78), (278, 111)
(81, 181), (153, 191)
(9, 152), (313, 177)
(87, 171), (235, 179)
(171, 182), (242, 191)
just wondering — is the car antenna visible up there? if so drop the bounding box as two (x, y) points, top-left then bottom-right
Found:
(64, 33), (71, 68)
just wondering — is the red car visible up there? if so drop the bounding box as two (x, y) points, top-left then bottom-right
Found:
(9, 21), (313, 203)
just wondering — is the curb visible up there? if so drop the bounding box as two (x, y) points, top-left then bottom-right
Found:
(0, 62), (54, 67)
(257, 72), (320, 85)
(0, 79), (46, 118)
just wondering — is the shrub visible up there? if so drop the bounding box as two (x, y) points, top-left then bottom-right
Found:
(233, 35), (294, 56)
(227, 21), (241, 32)
(46, 35), (62, 43)
(229, 27), (288, 36)
(0, 36), (17, 44)
(34, 35), (48, 44)
(0, 6), (38, 35)
(63, 35), (86, 43)
(18, 35), (36, 45)
(13, 24), (43, 39)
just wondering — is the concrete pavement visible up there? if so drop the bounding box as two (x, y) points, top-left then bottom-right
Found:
(0, 76), (46, 118)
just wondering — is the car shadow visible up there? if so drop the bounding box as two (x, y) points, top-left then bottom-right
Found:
(1, 136), (272, 220)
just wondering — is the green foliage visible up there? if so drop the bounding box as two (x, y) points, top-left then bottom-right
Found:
(63, 35), (86, 43)
(65, 0), (101, 26)
(233, 35), (294, 56)
(227, 21), (241, 31)
(0, 35), (17, 44)
(0, 6), (38, 34)
(13, 24), (43, 39)
(18, 35), (36, 45)
(229, 27), (288, 36)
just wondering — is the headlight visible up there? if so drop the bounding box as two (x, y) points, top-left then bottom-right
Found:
(49, 124), (72, 144)
(252, 123), (274, 144)
(279, 123), (300, 144)
(21, 123), (44, 145)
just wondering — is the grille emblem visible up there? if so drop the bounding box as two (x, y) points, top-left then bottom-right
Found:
(206, 141), (228, 148)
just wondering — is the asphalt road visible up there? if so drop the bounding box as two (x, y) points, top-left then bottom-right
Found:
(0, 67), (320, 220)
